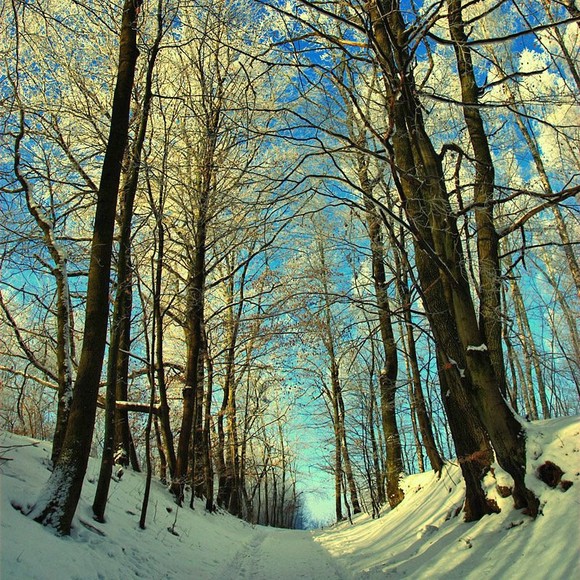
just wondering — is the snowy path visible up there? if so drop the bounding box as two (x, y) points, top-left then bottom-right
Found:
(213, 526), (350, 580)
(2, 418), (579, 580)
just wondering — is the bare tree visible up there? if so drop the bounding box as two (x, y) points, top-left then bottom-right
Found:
(28, 0), (142, 535)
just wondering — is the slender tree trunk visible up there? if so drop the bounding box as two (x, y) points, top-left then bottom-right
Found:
(139, 302), (157, 530)
(203, 333), (215, 511)
(154, 417), (167, 484)
(172, 194), (209, 504)
(508, 92), (580, 295)
(334, 363), (361, 514)
(397, 249), (444, 475)
(341, 79), (405, 507)
(216, 387), (229, 508)
(115, 253), (140, 472)
(153, 211), (176, 479)
(368, 375), (386, 505)
(217, 270), (243, 514)
(407, 374), (424, 473)
(13, 109), (75, 465)
(534, 258), (580, 393)
(226, 376), (241, 516)
(332, 387), (343, 522)
(28, 0), (142, 535)
(510, 275), (549, 418)
(501, 297), (521, 414)
(363, 199), (405, 507)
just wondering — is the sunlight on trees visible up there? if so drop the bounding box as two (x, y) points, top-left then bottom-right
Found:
(0, 0), (577, 534)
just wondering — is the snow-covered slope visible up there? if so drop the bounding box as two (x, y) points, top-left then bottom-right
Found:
(1, 416), (579, 579)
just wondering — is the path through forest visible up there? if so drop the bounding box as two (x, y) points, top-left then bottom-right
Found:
(214, 526), (349, 579)
(2, 418), (579, 580)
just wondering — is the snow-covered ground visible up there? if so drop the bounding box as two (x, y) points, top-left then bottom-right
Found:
(1, 416), (579, 579)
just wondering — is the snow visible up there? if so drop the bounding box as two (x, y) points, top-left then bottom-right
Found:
(2, 416), (579, 579)
(466, 344), (488, 352)
(447, 357), (466, 378)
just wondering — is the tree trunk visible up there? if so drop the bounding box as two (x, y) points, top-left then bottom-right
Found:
(363, 198), (405, 507)
(334, 363), (361, 514)
(190, 353), (206, 505)
(332, 385), (343, 522)
(13, 109), (75, 466)
(217, 269), (243, 514)
(114, 253), (140, 472)
(172, 194), (209, 504)
(397, 247), (444, 475)
(366, 0), (538, 517)
(28, 0), (141, 535)
(368, 375), (386, 505)
(153, 210), (176, 479)
(203, 333), (215, 511)
(510, 275), (548, 418)
(92, 11), (164, 518)
(447, 0), (507, 399)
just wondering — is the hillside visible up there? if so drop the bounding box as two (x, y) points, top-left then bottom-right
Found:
(1, 416), (579, 579)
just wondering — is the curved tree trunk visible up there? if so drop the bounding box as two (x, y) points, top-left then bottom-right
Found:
(13, 109), (75, 466)
(447, 0), (507, 399)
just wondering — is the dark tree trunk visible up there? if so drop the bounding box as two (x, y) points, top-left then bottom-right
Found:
(447, 0), (507, 399)
(332, 385), (343, 522)
(114, 258), (141, 473)
(28, 0), (142, 535)
(172, 189), (208, 503)
(366, 0), (538, 517)
(363, 196), (405, 508)
(395, 247), (444, 475)
(191, 355), (206, 503)
(334, 363), (361, 514)
(216, 389), (229, 508)
(92, 8), (163, 520)
(404, 308), (444, 475)
(153, 209), (176, 479)
(217, 275), (241, 513)
(202, 352), (216, 507)
(436, 352), (498, 521)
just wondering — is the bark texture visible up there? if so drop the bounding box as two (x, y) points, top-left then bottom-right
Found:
(29, 0), (142, 535)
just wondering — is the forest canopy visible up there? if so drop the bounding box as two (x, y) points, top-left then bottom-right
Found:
(0, 0), (578, 534)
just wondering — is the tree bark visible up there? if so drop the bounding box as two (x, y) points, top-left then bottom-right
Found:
(396, 243), (444, 475)
(29, 0), (142, 535)
(363, 196), (405, 507)
(366, 0), (539, 517)
(92, 8), (164, 519)
(334, 362), (361, 514)
(447, 0), (507, 398)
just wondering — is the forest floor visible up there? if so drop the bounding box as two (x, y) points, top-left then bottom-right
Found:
(1, 415), (579, 579)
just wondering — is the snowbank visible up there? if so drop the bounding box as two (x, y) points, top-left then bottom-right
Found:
(1, 416), (578, 579)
